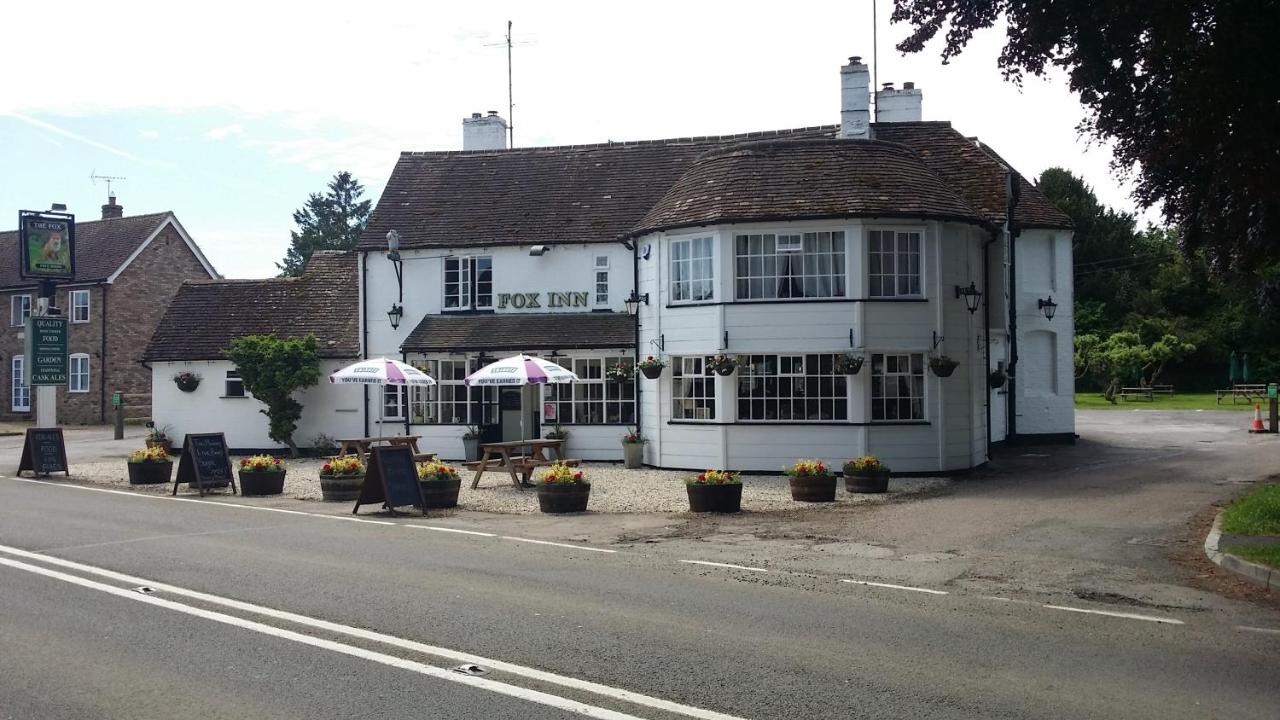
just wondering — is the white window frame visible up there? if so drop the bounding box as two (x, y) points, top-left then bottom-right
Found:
(11, 355), (29, 411)
(870, 352), (927, 421)
(736, 353), (849, 422)
(671, 356), (716, 420)
(68, 353), (90, 393)
(10, 294), (31, 327)
(383, 384), (406, 420)
(734, 231), (847, 301)
(593, 255), (610, 308)
(443, 256), (494, 312)
(669, 236), (715, 304)
(68, 289), (90, 323)
(407, 358), (498, 425)
(224, 370), (246, 398)
(867, 228), (924, 299)
(541, 355), (635, 425)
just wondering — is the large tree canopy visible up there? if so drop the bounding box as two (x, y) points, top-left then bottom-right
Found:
(277, 171), (372, 277)
(891, 1), (1280, 270)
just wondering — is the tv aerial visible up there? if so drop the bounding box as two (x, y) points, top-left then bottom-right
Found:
(89, 170), (127, 196)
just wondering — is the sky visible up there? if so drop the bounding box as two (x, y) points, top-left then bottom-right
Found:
(0, 0), (1158, 279)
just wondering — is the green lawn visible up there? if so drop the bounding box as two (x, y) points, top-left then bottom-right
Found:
(1224, 545), (1280, 569)
(1074, 392), (1254, 411)
(1222, 484), (1280, 535)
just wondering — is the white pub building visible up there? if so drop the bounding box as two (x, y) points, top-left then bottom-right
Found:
(355, 56), (1075, 472)
(151, 56), (1074, 472)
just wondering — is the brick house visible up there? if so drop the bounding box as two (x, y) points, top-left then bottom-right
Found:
(0, 197), (218, 424)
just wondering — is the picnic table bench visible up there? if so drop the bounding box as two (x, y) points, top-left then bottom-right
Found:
(468, 439), (578, 489)
(1216, 384), (1269, 405)
(1118, 387), (1155, 400)
(336, 435), (434, 462)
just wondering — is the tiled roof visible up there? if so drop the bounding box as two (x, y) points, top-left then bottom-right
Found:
(143, 251), (359, 362)
(0, 212), (172, 289)
(402, 312), (635, 352)
(872, 122), (1073, 229)
(358, 127), (836, 251)
(631, 139), (984, 235)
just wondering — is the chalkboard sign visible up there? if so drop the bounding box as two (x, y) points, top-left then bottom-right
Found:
(353, 445), (425, 516)
(174, 433), (237, 497)
(17, 428), (68, 477)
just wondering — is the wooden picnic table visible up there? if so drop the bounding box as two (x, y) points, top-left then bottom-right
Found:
(336, 435), (424, 460)
(1217, 384), (1269, 405)
(469, 439), (567, 489)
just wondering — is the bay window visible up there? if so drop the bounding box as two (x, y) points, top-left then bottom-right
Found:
(736, 354), (848, 421)
(734, 231), (846, 300)
(870, 353), (925, 421)
(672, 356), (716, 420)
(867, 229), (922, 298)
(670, 237), (714, 303)
(444, 256), (493, 311)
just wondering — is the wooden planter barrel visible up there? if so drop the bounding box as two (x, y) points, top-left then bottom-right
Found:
(127, 460), (173, 485)
(537, 482), (591, 513)
(239, 470), (286, 496)
(639, 365), (664, 379)
(845, 470), (890, 494)
(686, 482), (742, 513)
(789, 474), (836, 502)
(320, 474), (363, 502)
(417, 477), (461, 509)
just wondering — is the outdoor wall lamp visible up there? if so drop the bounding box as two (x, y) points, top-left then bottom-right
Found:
(624, 291), (650, 316)
(954, 281), (982, 314)
(387, 303), (403, 330)
(529, 245), (551, 256)
(1038, 296), (1058, 321)
(386, 229), (404, 302)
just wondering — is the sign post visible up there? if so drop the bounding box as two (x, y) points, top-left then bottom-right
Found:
(18, 209), (75, 429)
(112, 392), (124, 440)
(1268, 383), (1278, 434)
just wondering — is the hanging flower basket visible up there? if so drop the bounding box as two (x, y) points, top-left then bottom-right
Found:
(172, 372), (201, 392)
(605, 361), (634, 383)
(929, 355), (959, 378)
(708, 354), (738, 376)
(834, 354), (865, 375)
(637, 356), (665, 379)
(988, 368), (1008, 389)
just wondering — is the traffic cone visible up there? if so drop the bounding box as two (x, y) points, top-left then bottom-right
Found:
(1249, 404), (1266, 433)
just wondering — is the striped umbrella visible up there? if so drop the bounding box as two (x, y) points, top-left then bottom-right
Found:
(329, 357), (436, 386)
(463, 354), (578, 386)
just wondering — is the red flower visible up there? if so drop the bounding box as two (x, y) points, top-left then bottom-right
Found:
(573, 471), (583, 480)
(322, 463), (332, 471)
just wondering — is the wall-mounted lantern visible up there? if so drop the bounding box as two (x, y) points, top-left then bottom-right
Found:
(624, 291), (650, 316)
(387, 303), (403, 330)
(1038, 296), (1058, 321)
(954, 281), (982, 314)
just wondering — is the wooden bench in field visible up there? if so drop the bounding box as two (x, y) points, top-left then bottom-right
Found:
(1118, 387), (1154, 401)
(1216, 384), (1268, 405)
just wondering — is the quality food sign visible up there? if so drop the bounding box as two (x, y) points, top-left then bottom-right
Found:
(18, 210), (76, 281)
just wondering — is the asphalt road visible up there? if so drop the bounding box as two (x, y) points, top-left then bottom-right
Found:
(1, 475), (1276, 720)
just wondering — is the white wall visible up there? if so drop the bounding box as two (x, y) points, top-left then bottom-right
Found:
(1013, 229), (1075, 436)
(151, 360), (364, 451)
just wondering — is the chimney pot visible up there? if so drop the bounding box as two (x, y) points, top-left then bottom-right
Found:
(849, 56), (862, 64)
(882, 82), (895, 89)
(471, 112), (482, 119)
(903, 81), (915, 90)
(487, 110), (498, 116)
(462, 112), (509, 151)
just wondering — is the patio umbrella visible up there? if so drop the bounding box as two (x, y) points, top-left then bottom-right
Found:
(1242, 353), (1251, 384)
(1229, 351), (1238, 386)
(464, 354), (577, 441)
(329, 357), (436, 440)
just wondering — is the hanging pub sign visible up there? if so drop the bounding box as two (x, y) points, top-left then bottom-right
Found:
(18, 210), (76, 281)
(24, 316), (68, 386)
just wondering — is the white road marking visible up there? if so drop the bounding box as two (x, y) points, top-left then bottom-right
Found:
(1237, 625), (1280, 636)
(840, 579), (948, 595)
(0, 556), (648, 720)
(1042, 604), (1184, 625)
(679, 560), (768, 573)
(406, 525), (498, 537)
(0, 544), (743, 720)
(500, 536), (617, 553)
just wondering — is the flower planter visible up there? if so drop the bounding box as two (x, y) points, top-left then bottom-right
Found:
(320, 474), (363, 502)
(988, 370), (1007, 389)
(639, 365), (664, 380)
(127, 461), (173, 485)
(417, 477), (461, 509)
(239, 469), (286, 496)
(713, 366), (736, 376)
(622, 442), (643, 469)
(789, 474), (836, 502)
(835, 356), (865, 375)
(462, 437), (481, 462)
(845, 470), (890, 494)
(686, 482), (742, 513)
(537, 482), (591, 513)
(174, 377), (200, 392)
(929, 358), (959, 378)
(144, 438), (172, 454)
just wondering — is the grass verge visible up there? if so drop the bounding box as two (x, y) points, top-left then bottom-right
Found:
(1075, 392), (1254, 411)
(1224, 545), (1280, 569)
(1222, 484), (1280, 535)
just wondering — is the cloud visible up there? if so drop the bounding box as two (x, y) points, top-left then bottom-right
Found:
(139, 129), (160, 139)
(5, 112), (137, 160)
(205, 123), (244, 140)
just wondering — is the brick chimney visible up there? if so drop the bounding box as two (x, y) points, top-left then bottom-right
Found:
(101, 193), (123, 220)
(875, 81), (924, 123)
(462, 111), (509, 151)
(839, 56), (871, 140)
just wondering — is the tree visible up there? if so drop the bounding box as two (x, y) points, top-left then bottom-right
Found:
(277, 171), (372, 277)
(1076, 331), (1195, 402)
(225, 335), (321, 456)
(891, 1), (1280, 271)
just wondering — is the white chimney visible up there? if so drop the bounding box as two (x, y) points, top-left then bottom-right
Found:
(875, 81), (923, 123)
(839, 56), (871, 140)
(462, 111), (509, 151)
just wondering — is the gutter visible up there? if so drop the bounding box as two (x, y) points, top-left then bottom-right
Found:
(1004, 172), (1023, 441)
(983, 231), (994, 456)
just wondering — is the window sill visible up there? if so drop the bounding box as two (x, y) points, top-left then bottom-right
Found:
(68, 390), (89, 394)
(220, 395), (248, 400)
(865, 297), (928, 303)
(666, 420), (931, 427)
(867, 420), (931, 426)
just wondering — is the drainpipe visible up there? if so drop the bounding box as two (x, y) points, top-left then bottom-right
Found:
(361, 252), (369, 438)
(629, 238), (641, 439)
(983, 232), (993, 457)
(402, 349), (411, 437)
(1005, 172), (1023, 442)
(100, 286), (108, 423)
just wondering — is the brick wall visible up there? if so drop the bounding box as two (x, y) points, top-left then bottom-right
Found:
(0, 218), (213, 425)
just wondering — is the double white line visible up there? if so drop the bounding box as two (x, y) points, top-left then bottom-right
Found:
(0, 543), (745, 720)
